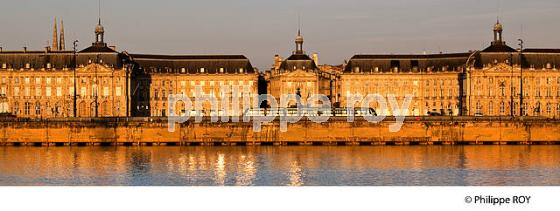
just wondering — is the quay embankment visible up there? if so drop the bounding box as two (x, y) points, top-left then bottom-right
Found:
(0, 117), (559, 146)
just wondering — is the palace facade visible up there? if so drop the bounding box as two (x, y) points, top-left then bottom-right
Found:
(0, 18), (559, 118)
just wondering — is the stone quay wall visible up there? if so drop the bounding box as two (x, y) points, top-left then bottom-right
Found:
(0, 117), (559, 146)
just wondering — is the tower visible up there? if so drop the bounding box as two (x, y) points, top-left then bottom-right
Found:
(94, 18), (105, 47)
(52, 17), (58, 51)
(59, 20), (65, 50)
(492, 18), (505, 46)
(295, 29), (304, 54)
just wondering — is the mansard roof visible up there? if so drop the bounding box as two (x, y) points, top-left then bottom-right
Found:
(345, 53), (470, 73)
(279, 54), (318, 72)
(79, 45), (118, 53)
(128, 54), (255, 74)
(0, 50), (124, 69)
(481, 44), (516, 53)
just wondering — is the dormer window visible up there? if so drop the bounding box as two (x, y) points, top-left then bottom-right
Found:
(200, 68), (205, 73)
(354, 67), (360, 73)
(374, 67), (379, 72)
(1, 63), (6, 69)
(25, 63), (30, 69)
(546, 63), (552, 69)
(239, 68), (244, 73)
(219, 68), (224, 73)
(46, 63), (51, 69)
(181, 68), (186, 73)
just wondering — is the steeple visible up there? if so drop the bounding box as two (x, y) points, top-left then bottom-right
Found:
(295, 29), (304, 55)
(59, 20), (65, 50)
(52, 17), (59, 51)
(492, 18), (505, 46)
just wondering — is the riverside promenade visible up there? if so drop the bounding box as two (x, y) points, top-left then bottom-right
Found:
(0, 117), (559, 146)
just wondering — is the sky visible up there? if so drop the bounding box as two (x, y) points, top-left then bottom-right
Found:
(1, 0), (559, 69)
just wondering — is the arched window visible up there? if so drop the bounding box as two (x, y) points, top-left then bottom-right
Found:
(476, 101), (482, 115)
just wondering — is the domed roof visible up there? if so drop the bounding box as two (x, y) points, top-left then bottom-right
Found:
(494, 20), (503, 31)
(295, 30), (304, 43)
(95, 19), (105, 34)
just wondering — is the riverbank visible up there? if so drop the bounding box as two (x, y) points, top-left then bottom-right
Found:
(1, 117), (559, 146)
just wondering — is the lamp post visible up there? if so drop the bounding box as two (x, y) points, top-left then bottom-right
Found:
(73, 40), (78, 117)
(518, 39), (524, 116)
(510, 53), (514, 117)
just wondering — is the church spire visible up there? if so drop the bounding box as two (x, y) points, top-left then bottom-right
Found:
(59, 20), (65, 50)
(52, 17), (59, 51)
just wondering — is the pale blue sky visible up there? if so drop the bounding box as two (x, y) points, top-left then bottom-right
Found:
(1, 0), (559, 69)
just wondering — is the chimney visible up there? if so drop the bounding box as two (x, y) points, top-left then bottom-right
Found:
(312, 53), (319, 65)
(23, 47), (27, 53)
(109, 46), (117, 51)
(45, 46), (50, 53)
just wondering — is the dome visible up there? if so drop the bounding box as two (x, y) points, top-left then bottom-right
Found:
(295, 34), (304, 43)
(295, 30), (304, 43)
(494, 21), (503, 31)
(95, 19), (105, 34)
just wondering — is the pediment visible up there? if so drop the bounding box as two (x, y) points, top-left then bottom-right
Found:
(485, 63), (514, 72)
(78, 63), (114, 72)
(282, 69), (316, 77)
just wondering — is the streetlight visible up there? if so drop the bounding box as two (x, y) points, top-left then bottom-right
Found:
(73, 40), (79, 117)
(518, 39), (524, 116)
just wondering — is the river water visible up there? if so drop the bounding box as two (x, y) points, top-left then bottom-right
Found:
(0, 146), (559, 186)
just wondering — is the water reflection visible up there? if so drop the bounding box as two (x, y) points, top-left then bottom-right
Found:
(0, 146), (559, 186)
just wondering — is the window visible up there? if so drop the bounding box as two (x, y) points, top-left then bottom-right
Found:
(35, 102), (41, 115)
(35, 78), (41, 84)
(56, 87), (62, 97)
(476, 101), (482, 114)
(81, 87), (87, 97)
(488, 102), (494, 115)
(547, 103), (552, 116)
(14, 87), (19, 97)
(411, 60), (419, 70)
(46, 87), (51, 97)
(500, 102), (505, 114)
(200, 68), (205, 73)
(35, 88), (41, 96)
(116, 87), (122, 97)
(219, 68), (224, 73)
(239, 68), (244, 73)
(24, 102), (31, 115)
(103, 87), (109, 97)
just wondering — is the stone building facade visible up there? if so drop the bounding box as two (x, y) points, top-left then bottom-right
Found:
(341, 20), (560, 118)
(266, 30), (333, 107)
(0, 18), (559, 119)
